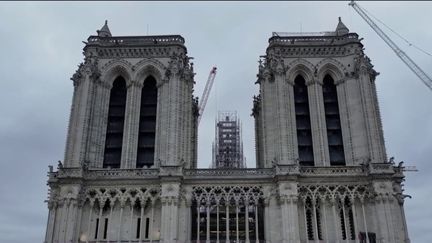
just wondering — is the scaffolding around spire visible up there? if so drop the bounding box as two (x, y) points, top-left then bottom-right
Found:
(212, 111), (246, 168)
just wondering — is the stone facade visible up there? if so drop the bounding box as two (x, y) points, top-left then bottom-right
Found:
(45, 20), (410, 243)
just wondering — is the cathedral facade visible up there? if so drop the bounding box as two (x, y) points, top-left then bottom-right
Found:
(44, 19), (410, 243)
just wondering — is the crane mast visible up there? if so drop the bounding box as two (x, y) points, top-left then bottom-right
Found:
(349, 0), (432, 91)
(198, 67), (217, 125)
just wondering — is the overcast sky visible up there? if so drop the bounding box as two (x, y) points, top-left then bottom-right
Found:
(0, 1), (431, 242)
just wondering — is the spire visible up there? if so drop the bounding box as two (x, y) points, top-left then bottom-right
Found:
(335, 17), (349, 36)
(97, 20), (112, 37)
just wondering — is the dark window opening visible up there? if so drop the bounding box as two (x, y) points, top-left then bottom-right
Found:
(323, 74), (345, 165)
(103, 77), (127, 168)
(136, 218), (141, 239)
(103, 218), (108, 239)
(137, 76), (157, 168)
(294, 75), (314, 166)
(95, 218), (100, 239)
(145, 217), (150, 239)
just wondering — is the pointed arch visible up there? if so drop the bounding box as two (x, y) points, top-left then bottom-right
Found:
(136, 75), (158, 168)
(134, 59), (167, 86)
(294, 75), (314, 166)
(103, 76), (127, 168)
(286, 59), (315, 84)
(101, 62), (133, 87)
(316, 58), (346, 84)
(322, 74), (345, 165)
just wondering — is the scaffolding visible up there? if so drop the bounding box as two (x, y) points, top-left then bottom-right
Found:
(212, 111), (246, 168)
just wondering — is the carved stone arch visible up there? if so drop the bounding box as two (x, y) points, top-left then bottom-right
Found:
(286, 58), (315, 85)
(133, 59), (167, 87)
(315, 58), (346, 84)
(101, 62), (133, 88)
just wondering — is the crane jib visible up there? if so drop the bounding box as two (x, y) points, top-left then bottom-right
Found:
(349, 0), (432, 91)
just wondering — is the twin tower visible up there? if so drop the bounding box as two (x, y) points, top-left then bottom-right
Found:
(45, 19), (410, 243)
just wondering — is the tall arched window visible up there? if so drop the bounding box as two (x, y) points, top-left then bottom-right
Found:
(294, 75), (314, 166)
(103, 77), (127, 168)
(323, 74), (345, 165)
(137, 76), (157, 168)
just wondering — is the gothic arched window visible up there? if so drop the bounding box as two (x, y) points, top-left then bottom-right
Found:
(322, 74), (345, 165)
(294, 75), (314, 166)
(137, 76), (157, 168)
(103, 77), (127, 168)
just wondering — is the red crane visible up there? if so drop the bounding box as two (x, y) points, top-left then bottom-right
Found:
(198, 67), (217, 125)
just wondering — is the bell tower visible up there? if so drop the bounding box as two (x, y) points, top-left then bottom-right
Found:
(253, 17), (386, 168)
(252, 18), (409, 243)
(64, 21), (198, 170)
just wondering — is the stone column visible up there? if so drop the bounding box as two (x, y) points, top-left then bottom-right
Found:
(312, 199), (319, 243)
(255, 203), (259, 243)
(96, 203), (103, 243)
(350, 197), (359, 243)
(72, 201), (84, 243)
(206, 202), (210, 243)
(86, 201), (94, 243)
(260, 71), (278, 167)
(107, 201), (114, 243)
(331, 198), (341, 243)
(320, 198), (329, 243)
(65, 70), (97, 167)
(307, 79), (330, 166)
(335, 79), (354, 165)
(274, 69), (291, 164)
(358, 68), (386, 163)
(118, 202), (125, 243)
(160, 181), (180, 242)
(360, 198), (370, 243)
(375, 196), (389, 243)
(226, 202), (230, 243)
(236, 201), (240, 243)
(197, 203), (201, 243)
(341, 77), (366, 165)
(121, 80), (142, 168)
(216, 201), (220, 243)
(94, 83), (111, 167)
(245, 201), (250, 243)
(280, 196), (289, 243)
(44, 201), (57, 243)
(302, 199), (309, 243)
(150, 200), (155, 243)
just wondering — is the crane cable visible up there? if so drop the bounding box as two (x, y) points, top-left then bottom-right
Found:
(357, 3), (432, 57)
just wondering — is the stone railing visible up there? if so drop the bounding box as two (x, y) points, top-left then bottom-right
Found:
(268, 33), (360, 46)
(87, 35), (185, 46)
(183, 168), (274, 177)
(299, 166), (366, 177)
(50, 168), (159, 180)
(48, 164), (401, 181)
(87, 168), (159, 179)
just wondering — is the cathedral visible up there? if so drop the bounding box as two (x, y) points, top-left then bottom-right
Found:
(44, 18), (410, 243)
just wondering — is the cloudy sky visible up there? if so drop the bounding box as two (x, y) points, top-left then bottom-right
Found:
(0, 1), (431, 242)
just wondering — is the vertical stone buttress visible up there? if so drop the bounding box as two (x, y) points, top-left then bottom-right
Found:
(64, 56), (100, 168)
(307, 78), (330, 166)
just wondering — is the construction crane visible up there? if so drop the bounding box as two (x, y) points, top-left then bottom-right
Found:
(197, 67), (217, 125)
(349, 0), (432, 91)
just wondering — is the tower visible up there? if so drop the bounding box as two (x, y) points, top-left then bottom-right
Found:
(45, 21), (198, 243)
(252, 18), (409, 242)
(212, 111), (246, 168)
